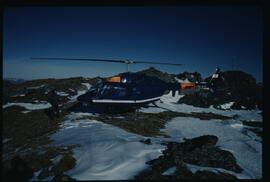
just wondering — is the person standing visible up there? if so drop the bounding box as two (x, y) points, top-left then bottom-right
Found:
(209, 67), (221, 99)
(48, 89), (60, 120)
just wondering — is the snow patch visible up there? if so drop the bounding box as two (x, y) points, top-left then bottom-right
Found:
(162, 117), (262, 179)
(11, 94), (25, 97)
(51, 155), (63, 164)
(141, 92), (262, 123)
(21, 110), (32, 114)
(175, 77), (190, 83)
(3, 102), (52, 110)
(27, 84), (45, 89)
(68, 90), (88, 103)
(220, 102), (234, 110)
(231, 123), (244, 129)
(30, 169), (54, 181)
(162, 166), (177, 175)
(81, 83), (91, 90)
(185, 163), (249, 179)
(48, 113), (164, 180)
(2, 138), (12, 144)
(56, 91), (69, 96)
(33, 100), (48, 104)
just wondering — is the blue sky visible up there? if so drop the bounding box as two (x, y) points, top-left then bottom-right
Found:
(3, 6), (263, 82)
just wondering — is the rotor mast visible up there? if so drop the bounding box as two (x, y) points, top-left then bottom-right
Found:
(125, 60), (135, 72)
(127, 63), (130, 72)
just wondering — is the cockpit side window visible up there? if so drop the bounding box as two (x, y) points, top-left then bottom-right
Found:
(97, 82), (134, 98)
(98, 85), (114, 97)
(100, 85), (107, 95)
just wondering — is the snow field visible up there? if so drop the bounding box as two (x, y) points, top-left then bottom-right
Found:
(141, 91), (262, 122)
(81, 82), (91, 90)
(2, 102), (52, 110)
(161, 117), (262, 179)
(24, 90), (261, 180)
(49, 113), (164, 180)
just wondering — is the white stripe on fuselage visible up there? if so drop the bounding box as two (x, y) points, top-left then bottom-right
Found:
(92, 96), (161, 104)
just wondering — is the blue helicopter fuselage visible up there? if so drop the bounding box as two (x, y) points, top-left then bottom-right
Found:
(77, 73), (180, 112)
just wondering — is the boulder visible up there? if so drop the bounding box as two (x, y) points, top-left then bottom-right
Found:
(51, 155), (76, 175)
(178, 89), (227, 108)
(3, 156), (34, 182)
(136, 67), (176, 83)
(51, 174), (76, 181)
(136, 135), (241, 179)
(140, 138), (152, 145)
(179, 70), (262, 110)
(38, 168), (53, 179)
(193, 170), (238, 179)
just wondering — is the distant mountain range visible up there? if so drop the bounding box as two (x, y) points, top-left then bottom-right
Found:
(3, 78), (27, 88)
(2, 68), (262, 110)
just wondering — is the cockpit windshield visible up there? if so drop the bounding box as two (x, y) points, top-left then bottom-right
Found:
(93, 82), (133, 98)
(88, 81), (104, 96)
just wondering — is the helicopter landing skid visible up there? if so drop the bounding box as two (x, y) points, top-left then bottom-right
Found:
(69, 101), (138, 115)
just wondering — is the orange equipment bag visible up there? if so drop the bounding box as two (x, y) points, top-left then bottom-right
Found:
(180, 82), (197, 90)
(108, 77), (121, 83)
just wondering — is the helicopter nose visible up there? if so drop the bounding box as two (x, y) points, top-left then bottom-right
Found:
(81, 98), (93, 107)
(77, 94), (84, 102)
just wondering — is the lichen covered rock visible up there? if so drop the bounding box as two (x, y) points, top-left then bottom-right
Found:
(136, 135), (242, 179)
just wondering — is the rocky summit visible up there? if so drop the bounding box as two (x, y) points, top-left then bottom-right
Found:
(179, 70), (262, 110)
(136, 67), (177, 83)
(2, 68), (262, 181)
(135, 67), (204, 84)
(2, 77), (97, 181)
(136, 135), (241, 180)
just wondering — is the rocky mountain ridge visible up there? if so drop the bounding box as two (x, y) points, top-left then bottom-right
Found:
(3, 78), (27, 88)
(2, 68), (262, 181)
(3, 68), (262, 110)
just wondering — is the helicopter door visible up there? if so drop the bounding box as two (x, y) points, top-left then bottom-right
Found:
(114, 86), (133, 98)
(100, 85), (116, 98)
(107, 87), (115, 96)
(117, 87), (126, 97)
(126, 85), (132, 97)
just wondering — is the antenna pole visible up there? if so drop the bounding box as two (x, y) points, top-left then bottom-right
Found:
(127, 63), (130, 72)
(232, 58), (234, 70)
(125, 60), (133, 72)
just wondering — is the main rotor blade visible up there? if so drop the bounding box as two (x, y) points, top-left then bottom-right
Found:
(31, 57), (126, 63)
(134, 61), (183, 66)
(31, 57), (184, 66)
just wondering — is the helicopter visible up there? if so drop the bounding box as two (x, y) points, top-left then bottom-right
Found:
(31, 57), (183, 113)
